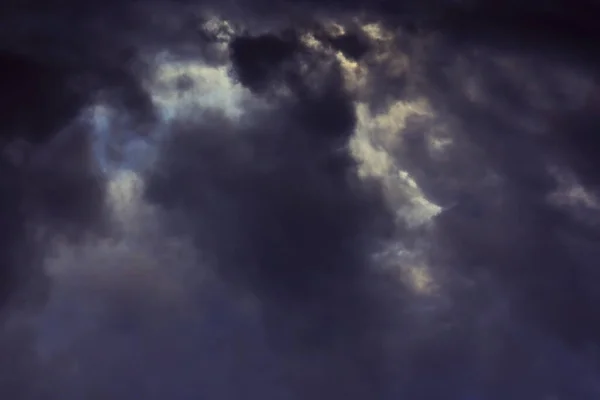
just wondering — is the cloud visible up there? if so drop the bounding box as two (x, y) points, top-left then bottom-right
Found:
(2, 2), (600, 399)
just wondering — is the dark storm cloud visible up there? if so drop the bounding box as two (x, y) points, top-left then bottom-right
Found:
(0, 51), (104, 313)
(145, 13), (600, 399)
(144, 108), (393, 400)
(229, 31), (302, 92)
(408, 40), (600, 350)
(2, 0), (600, 399)
(0, 1), (162, 314)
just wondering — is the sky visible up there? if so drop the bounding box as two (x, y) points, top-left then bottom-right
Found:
(1, 1), (600, 399)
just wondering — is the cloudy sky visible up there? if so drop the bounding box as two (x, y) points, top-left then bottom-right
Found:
(1, 1), (600, 399)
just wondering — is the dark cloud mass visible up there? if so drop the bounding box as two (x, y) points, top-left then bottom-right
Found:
(2, 0), (600, 399)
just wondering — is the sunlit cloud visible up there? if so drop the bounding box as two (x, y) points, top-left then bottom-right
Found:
(150, 56), (254, 121)
(351, 99), (442, 227)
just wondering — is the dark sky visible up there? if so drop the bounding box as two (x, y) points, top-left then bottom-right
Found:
(1, 1), (600, 399)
